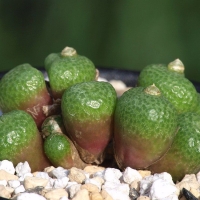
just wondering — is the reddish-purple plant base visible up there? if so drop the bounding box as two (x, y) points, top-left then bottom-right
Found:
(13, 131), (51, 172)
(20, 88), (53, 129)
(114, 133), (174, 170)
(64, 117), (113, 163)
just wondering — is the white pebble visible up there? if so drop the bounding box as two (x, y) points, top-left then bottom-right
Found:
(8, 180), (20, 188)
(160, 194), (179, 200)
(15, 161), (31, 177)
(54, 177), (69, 188)
(0, 180), (7, 186)
(18, 172), (33, 182)
(15, 192), (46, 200)
(92, 170), (104, 179)
(34, 172), (50, 180)
(109, 80), (127, 90)
(149, 179), (178, 200)
(52, 167), (68, 179)
(102, 181), (130, 196)
(85, 177), (104, 190)
(103, 188), (130, 200)
(0, 160), (15, 174)
(14, 185), (26, 195)
(123, 167), (142, 184)
(67, 183), (81, 199)
(140, 172), (174, 196)
(45, 177), (55, 189)
(97, 77), (108, 82)
(103, 168), (122, 183)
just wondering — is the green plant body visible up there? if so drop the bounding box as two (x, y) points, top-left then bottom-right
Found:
(149, 112), (200, 182)
(44, 46), (97, 100)
(114, 85), (178, 170)
(61, 80), (117, 164)
(0, 110), (51, 171)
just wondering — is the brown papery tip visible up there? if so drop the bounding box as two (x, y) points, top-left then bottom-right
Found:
(144, 84), (161, 96)
(61, 46), (77, 57)
(168, 58), (185, 74)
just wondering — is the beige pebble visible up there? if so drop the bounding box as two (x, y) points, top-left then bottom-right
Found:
(44, 166), (55, 177)
(81, 183), (99, 193)
(44, 188), (68, 200)
(182, 174), (197, 182)
(138, 170), (151, 178)
(72, 188), (90, 200)
(68, 167), (86, 184)
(24, 176), (49, 189)
(84, 165), (105, 175)
(101, 189), (113, 200)
(137, 196), (151, 200)
(0, 185), (12, 199)
(176, 174), (200, 197)
(0, 169), (18, 181)
(90, 192), (103, 200)
(190, 188), (200, 198)
(130, 180), (140, 192)
(92, 176), (105, 185)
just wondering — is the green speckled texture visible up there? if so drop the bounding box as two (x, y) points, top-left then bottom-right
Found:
(44, 134), (71, 164)
(137, 64), (198, 113)
(149, 112), (200, 181)
(114, 86), (178, 169)
(115, 87), (177, 139)
(61, 81), (117, 123)
(0, 63), (46, 112)
(0, 110), (38, 160)
(44, 53), (96, 99)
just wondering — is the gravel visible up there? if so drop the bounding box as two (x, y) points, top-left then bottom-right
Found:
(0, 160), (199, 200)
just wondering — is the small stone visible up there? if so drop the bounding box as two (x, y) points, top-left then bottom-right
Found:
(129, 187), (140, 200)
(176, 174), (200, 197)
(130, 180), (140, 192)
(85, 176), (104, 190)
(0, 185), (12, 198)
(81, 183), (99, 193)
(15, 161), (31, 177)
(8, 179), (20, 188)
(103, 168), (122, 183)
(72, 188), (90, 200)
(44, 188), (68, 200)
(101, 189), (113, 200)
(60, 196), (69, 200)
(67, 183), (81, 199)
(102, 181), (130, 196)
(15, 192), (46, 200)
(18, 172), (33, 182)
(84, 165), (105, 176)
(68, 167), (86, 184)
(0, 169), (18, 181)
(138, 170), (151, 178)
(0, 180), (7, 186)
(0, 160), (15, 174)
(44, 166), (55, 178)
(137, 196), (150, 200)
(24, 176), (49, 189)
(53, 177), (69, 188)
(45, 177), (55, 189)
(90, 192), (104, 200)
(52, 167), (68, 179)
(14, 185), (26, 194)
(123, 167), (142, 184)
(149, 179), (178, 200)
(33, 171), (50, 180)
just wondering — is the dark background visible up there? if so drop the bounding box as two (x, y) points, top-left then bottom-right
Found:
(1, 1), (200, 81)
